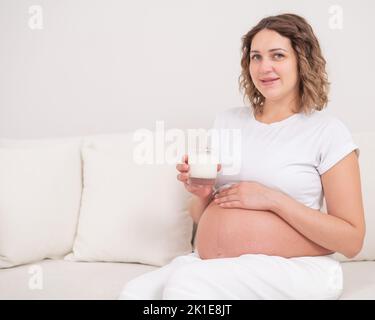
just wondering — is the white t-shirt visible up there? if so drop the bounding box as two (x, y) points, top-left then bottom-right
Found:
(210, 107), (360, 210)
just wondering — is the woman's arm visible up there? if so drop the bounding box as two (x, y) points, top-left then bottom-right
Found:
(188, 194), (214, 224)
(270, 152), (365, 258)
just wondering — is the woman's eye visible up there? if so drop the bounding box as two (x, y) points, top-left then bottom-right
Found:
(250, 53), (284, 61)
(274, 53), (284, 59)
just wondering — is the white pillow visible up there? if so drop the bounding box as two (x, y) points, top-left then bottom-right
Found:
(0, 137), (81, 148)
(331, 132), (375, 262)
(0, 139), (82, 268)
(65, 133), (193, 267)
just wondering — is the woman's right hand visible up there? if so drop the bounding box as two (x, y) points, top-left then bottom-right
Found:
(176, 154), (221, 199)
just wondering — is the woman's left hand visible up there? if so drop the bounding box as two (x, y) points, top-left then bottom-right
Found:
(213, 181), (278, 211)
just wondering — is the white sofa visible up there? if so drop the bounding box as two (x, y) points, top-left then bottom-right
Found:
(0, 132), (374, 300)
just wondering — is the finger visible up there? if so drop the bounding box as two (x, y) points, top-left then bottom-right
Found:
(216, 185), (238, 197)
(218, 201), (242, 208)
(217, 187), (237, 197)
(217, 164), (222, 172)
(177, 173), (189, 182)
(176, 163), (189, 172)
(181, 154), (189, 164)
(214, 194), (239, 203)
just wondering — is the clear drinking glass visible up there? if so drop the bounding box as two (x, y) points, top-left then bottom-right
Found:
(188, 147), (219, 185)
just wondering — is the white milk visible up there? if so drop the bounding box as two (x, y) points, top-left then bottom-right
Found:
(189, 152), (219, 184)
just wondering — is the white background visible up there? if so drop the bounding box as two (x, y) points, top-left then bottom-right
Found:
(0, 0), (374, 138)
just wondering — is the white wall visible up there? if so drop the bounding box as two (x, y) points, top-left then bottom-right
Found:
(0, 0), (374, 138)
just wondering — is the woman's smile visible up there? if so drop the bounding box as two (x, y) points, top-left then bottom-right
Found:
(260, 77), (280, 87)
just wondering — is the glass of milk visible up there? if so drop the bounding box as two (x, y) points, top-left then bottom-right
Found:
(188, 148), (219, 185)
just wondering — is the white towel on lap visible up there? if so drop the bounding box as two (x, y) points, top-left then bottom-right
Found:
(118, 250), (343, 300)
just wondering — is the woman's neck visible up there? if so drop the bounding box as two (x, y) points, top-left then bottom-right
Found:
(258, 95), (300, 122)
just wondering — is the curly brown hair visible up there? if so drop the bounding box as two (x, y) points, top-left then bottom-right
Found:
(239, 13), (330, 115)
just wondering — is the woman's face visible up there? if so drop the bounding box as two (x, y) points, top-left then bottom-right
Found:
(249, 29), (299, 103)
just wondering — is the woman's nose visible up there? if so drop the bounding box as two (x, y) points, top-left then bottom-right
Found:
(258, 58), (274, 73)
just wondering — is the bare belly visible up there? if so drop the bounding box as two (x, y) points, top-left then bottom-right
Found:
(195, 200), (333, 260)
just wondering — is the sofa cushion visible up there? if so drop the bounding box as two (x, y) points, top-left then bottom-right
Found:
(0, 259), (157, 300)
(0, 139), (82, 268)
(340, 261), (375, 299)
(65, 133), (193, 267)
(0, 259), (373, 300)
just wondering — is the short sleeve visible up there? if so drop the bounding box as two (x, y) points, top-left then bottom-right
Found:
(317, 118), (360, 175)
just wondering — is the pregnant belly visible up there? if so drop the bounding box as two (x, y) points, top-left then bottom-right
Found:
(195, 200), (333, 259)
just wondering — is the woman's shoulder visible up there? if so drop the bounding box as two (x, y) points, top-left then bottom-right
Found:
(305, 109), (348, 125)
(302, 109), (353, 136)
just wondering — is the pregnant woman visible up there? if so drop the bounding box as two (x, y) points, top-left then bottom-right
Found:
(119, 13), (365, 300)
